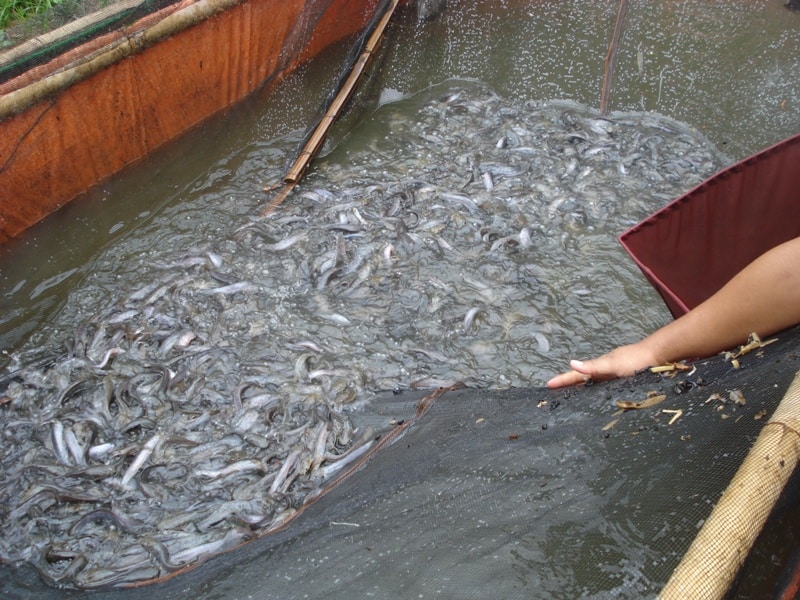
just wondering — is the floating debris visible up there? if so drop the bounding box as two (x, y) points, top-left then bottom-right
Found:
(729, 389), (746, 406)
(724, 332), (779, 363)
(662, 409), (684, 425)
(650, 362), (694, 375)
(602, 418), (620, 432)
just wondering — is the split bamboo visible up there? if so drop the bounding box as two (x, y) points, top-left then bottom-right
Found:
(260, 0), (399, 217)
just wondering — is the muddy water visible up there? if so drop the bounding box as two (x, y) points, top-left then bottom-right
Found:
(0, 0), (799, 594)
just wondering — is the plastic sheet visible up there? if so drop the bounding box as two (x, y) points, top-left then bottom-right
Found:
(620, 132), (800, 318)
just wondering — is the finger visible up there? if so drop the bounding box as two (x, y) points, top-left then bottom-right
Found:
(546, 369), (589, 389)
(569, 359), (593, 374)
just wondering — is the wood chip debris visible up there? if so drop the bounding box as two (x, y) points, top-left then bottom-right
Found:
(615, 391), (667, 411)
(704, 389), (746, 409)
(728, 389), (746, 406)
(650, 362), (694, 374)
(662, 409), (683, 425)
(601, 418), (619, 431)
(724, 332), (778, 362)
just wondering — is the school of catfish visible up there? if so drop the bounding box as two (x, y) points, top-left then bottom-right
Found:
(0, 81), (728, 588)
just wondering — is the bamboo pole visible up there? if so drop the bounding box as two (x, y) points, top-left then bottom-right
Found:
(661, 370), (800, 599)
(0, 0), (244, 121)
(259, 0), (399, 217)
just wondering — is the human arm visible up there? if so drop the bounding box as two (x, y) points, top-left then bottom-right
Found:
(546, 236), (800, 389)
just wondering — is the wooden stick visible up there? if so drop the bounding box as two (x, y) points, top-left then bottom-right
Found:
(260, 0), (399, 217)
(599, 0), (628, 116)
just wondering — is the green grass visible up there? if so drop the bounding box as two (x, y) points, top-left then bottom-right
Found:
(0, 0), (64, 30)
(0, 0), (105, 48)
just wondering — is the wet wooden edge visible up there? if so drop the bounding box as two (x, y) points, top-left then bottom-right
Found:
(0, 0), (146, 68)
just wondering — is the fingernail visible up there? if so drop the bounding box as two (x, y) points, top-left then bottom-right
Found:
(570, 359), (584, 369)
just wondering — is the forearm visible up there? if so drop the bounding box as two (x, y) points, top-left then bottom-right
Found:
(547, 237), (800, 389)
(640, 236), (800, 365)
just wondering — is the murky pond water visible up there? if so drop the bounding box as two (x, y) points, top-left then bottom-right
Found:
(0, 0), (799, 593)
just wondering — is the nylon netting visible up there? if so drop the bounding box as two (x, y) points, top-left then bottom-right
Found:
(2, 1), (800, 598)
(3, 326), (799, 598)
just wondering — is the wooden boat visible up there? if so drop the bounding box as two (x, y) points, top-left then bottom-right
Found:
(0, 0), (405, 243)
(607, 130), (800, 599)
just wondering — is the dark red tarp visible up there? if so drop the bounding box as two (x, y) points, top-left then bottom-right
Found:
(620, 132), (800, 319)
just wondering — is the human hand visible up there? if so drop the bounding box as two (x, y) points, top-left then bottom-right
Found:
(545, 343), (658, 389)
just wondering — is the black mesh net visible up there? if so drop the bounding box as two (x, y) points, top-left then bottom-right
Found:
(2, 326), (799, 598)
(0, 0), (177, 84)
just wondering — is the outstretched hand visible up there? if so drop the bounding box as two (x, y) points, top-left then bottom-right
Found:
(545, 343), (660, 389)
(546, 238), (800, 390)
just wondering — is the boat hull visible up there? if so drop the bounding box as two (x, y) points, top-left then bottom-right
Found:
(620, 131), (800, 318)
(0, 0), (386, 243)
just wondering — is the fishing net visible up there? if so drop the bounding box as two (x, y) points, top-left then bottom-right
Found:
(3, 325), (799, 598)
(2, 0), (800, 598)
(0, 0), (177, 84)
